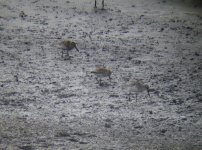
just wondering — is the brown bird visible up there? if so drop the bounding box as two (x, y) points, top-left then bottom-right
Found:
(123, 80), (150, 102)
(91, 67), (111, 85)
(95, 0), (104, 9)
(60, 40), (79, 59)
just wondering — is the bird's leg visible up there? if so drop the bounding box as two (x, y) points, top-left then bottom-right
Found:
(14, 75), (19, 82)
(95, 77), (99, 82)
(66, 51), (69, 57)
(147, 90), (150, 97)
(102, 0), (104, 9)
(62, 50), (64, 58)
(95, 77), (101, 85)
(64, 52), (70, 60)
(128, 92), (131, 101)
(99, 78), (102, 85)
(135, 93), (138, 102)
(108, 75), (111, 81)
(95, 0), (97, 8)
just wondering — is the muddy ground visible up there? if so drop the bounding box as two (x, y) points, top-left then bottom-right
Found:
(0, 0), (202, 149)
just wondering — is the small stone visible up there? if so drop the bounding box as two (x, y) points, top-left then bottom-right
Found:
(149, 111), (153, 114)
(172, 99), (177, 104)
(61, 114), (65, 117)
(194, 52), (199, 56)
(198, 97), (202, 102)
(69, 138), (79, 142)
(160, 28), (164, 32)
(127, 56), (132, 60)
(181, 116), (187, 121)
(161, 129), (167, 133)
(105, 123), (111, 128)
(79, 141), (88, 144)
(109, 18), (113, 21)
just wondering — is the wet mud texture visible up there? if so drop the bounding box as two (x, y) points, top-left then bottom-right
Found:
(0, 0), (202, 149)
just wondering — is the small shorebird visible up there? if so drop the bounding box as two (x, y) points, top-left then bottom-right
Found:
(123, 80), (150, 102)
(19, 11), (27, 19)
(95, 0), (105, 9)
(59, 40), (79, 59)
(91, 67), (111, 85)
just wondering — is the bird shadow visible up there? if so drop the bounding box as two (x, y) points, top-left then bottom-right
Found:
(63, 56), (72, 61)
(93, 7), (108, 13)
(96, 81), (111, 87)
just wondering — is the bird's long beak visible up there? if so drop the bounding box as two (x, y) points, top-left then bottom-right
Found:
(75, 45), (79, 52)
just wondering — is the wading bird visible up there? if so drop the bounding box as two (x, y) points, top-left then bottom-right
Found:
(91, 67), (111, 85)
(59, 40), (79, 59)
(123, 79), (150, 102)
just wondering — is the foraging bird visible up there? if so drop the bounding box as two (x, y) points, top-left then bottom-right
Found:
(59, 40), (79, 58)
(123, 80), (150, 102)
(95, 0), (104, 9)
(91, 67), (111, 85)
(19, 11), (27, 19)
